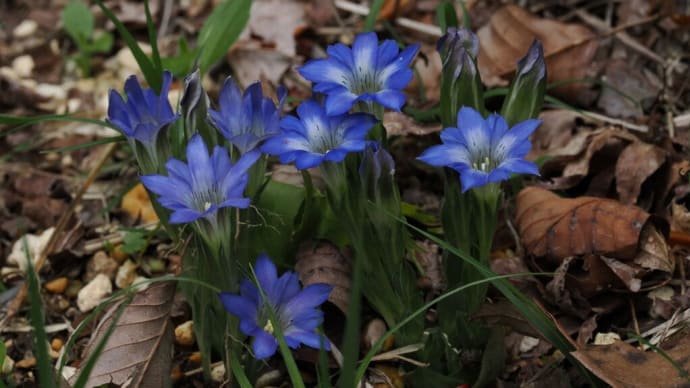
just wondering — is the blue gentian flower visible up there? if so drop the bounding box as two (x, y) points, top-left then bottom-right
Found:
(107, 71), (179, 149)
(209, 77), (286, 154)
(219, 254), (332, 359)
(298, 32), (419, 116)
(418, 107), (540, 192)
(140, 134), (259, 224)
(260, 100), (376, 170)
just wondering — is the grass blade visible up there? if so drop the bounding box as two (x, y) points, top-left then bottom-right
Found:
(144, 0), (162, 72)
(197, 0), (251, 74)
(364, 0), (385, 32)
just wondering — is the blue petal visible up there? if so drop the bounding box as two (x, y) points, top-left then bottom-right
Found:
(284, 330), (330, 351)
(418, 144), (471, 167)
(373, 90), (406, 111)
(218, 197), (251, 209)
(254, 254), (278, 297)
(286, 283), (332, 317)
(352, 32), (379, 77)
(298, 59), (351, 85)
(240, 319), (260, 337)
(140, 175), (171, 196)
(218, 293), (258, 321)
(487, 114), (509, 147)
(218, 77), (243, 113)
(280, 115), (308, 135)
(185, 135), (214, 191)
(252, 330), (278, 359)
(456, 107), (490, 154)
(165, 158), (192, 186)
(289, 308), (325, 330)
(459, 168), (489, 192)
(240, 279), (260, 305)
(326, 43), (355, 69)
(324, 90), (358, 116)
(493, 119), (540, 160)
(323, 149), (348, 162)
(271, 271), (301, 306)
(439, 127), (466, 146)
(211, 146), (232, 183)
(376, 39), (399, 69)
(297, 100), (330, 142)
(169, 208), (203, 224)
(498, 158), (540, 176)
(295, 152), (325, 170)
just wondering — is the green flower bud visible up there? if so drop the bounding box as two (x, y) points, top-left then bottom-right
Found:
(500, 40), (547, 126)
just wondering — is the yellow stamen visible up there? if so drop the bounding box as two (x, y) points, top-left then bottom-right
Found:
(263, 320), (274, 334)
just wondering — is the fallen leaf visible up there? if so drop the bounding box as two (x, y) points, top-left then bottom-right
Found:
(243, 0), (306, 57)
(528, 109), (583, 160)
(476, 4), (600, 104)
(120, 183), (159, 224)
(572, 337), (690, 387)
(295, 240), (351, 315)
(596, 59), (662, 119)
(615, 141), (668, 205)
(515, 187), (652, 262)
(70, 281), (175, 387)
(383, 112), (442, 137)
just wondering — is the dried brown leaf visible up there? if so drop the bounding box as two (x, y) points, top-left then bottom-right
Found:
(615, 142), (667, 205)
(70, 281), (175, 388)
(572, 337), (690, 388)
(295, 240), (351, 314)
(516, 187), (650, 262)
(476, 5), (600, 104)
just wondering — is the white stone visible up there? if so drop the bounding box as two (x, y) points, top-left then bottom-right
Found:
(7, 228), (55, 272)
(648, 286), (674, 301)
(519, 336), (540, 353)
(77, 274), (112, 312)
(61, 366), (77, 382)
(115, 260), (138, 289)
(594, 332), (621, 345)
(11, 55), (34, 78)
(210, 363), (226, 383)
(174, 320), (195, 346)
(13, 20), (38, 39)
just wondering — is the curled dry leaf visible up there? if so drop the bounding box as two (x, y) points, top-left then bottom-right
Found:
(516, 187), (654, 262)
(383, 112), (442, 137)
(476, 4), (599, 104)
(615, 141), (668, 205)
(295, 240), (351, 314)
(69, 281), (175, 388)
(572, 335), (690, 388)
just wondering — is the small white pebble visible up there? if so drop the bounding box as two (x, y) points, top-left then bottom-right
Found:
(13, 19), (38, 39)
(211, 364), (226, 383)
(519, 336), (540, 353)
(61, 366), (77, 381)
(594, 332), (621, 345)
(115, 260), (138, 289)
(174, 320), (195, 346)
(7, 228), (55, 272)
(11, 55), (34, 78)
(77, 274), (112, 312)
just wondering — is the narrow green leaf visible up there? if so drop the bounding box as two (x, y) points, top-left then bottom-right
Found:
(144, 0), (162, 72)
(198, 0), (251, 74)
(436, 1), (458, 33)
(63, 0), (94, 42)
(364, 0), (385, 32)
(25, 239), (56, 388)
(94, 0), (161, 92)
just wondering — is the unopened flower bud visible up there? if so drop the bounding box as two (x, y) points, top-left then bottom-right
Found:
(500, 40), (547, 126)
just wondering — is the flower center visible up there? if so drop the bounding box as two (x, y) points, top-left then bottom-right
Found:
(190, 185), (224, 213)
(350, 65), (382, 95)
(263, 319), (274, 334)
(471, 155), (495, 173)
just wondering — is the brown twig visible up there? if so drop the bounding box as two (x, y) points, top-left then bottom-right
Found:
(0, 142), (118, 325)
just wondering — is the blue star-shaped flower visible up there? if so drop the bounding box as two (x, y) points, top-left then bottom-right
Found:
(418, 107), (540, 192)
(298, 32), (419, 116)
(208, 77), (286, 154)
(107, 71), (179, 149)
(260, 99), (376, 170)
(140, 134), (259, 224)
(219, 254), (332, 359)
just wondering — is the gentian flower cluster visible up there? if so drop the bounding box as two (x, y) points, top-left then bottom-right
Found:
(418, 107), (540, 192)
(261, 100), (376, 170)
(298, 32), (419, 115)
(107, 71), (178, 150)
(219, 254), (332, 359)
(141, 134), (259, 224)
(209, 77), (286, 154)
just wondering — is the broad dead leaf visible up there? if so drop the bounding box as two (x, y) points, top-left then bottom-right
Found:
(69, 281), (175, 388)
(615, 141), (668, 205)
(120, 183), (159, 224)
(572, 337), (690, 388)
(295, 240), (351, 314)
(476, 5), (599, 104)
(516, 187), (652, 262)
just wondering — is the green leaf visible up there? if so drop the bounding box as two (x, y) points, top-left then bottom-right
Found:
(436, 1), (458, 34)
(86, 32), (114, 53)
(161, 38), (200, 78)
(63, 0), (94, 43)
(95, 0), (161, 92)
(120, 230), (148, 255)
(197, 0), (251, 74)
(364, 0), (385, 32)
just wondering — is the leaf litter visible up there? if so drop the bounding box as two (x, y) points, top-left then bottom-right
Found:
(0, 0), (690, 387)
